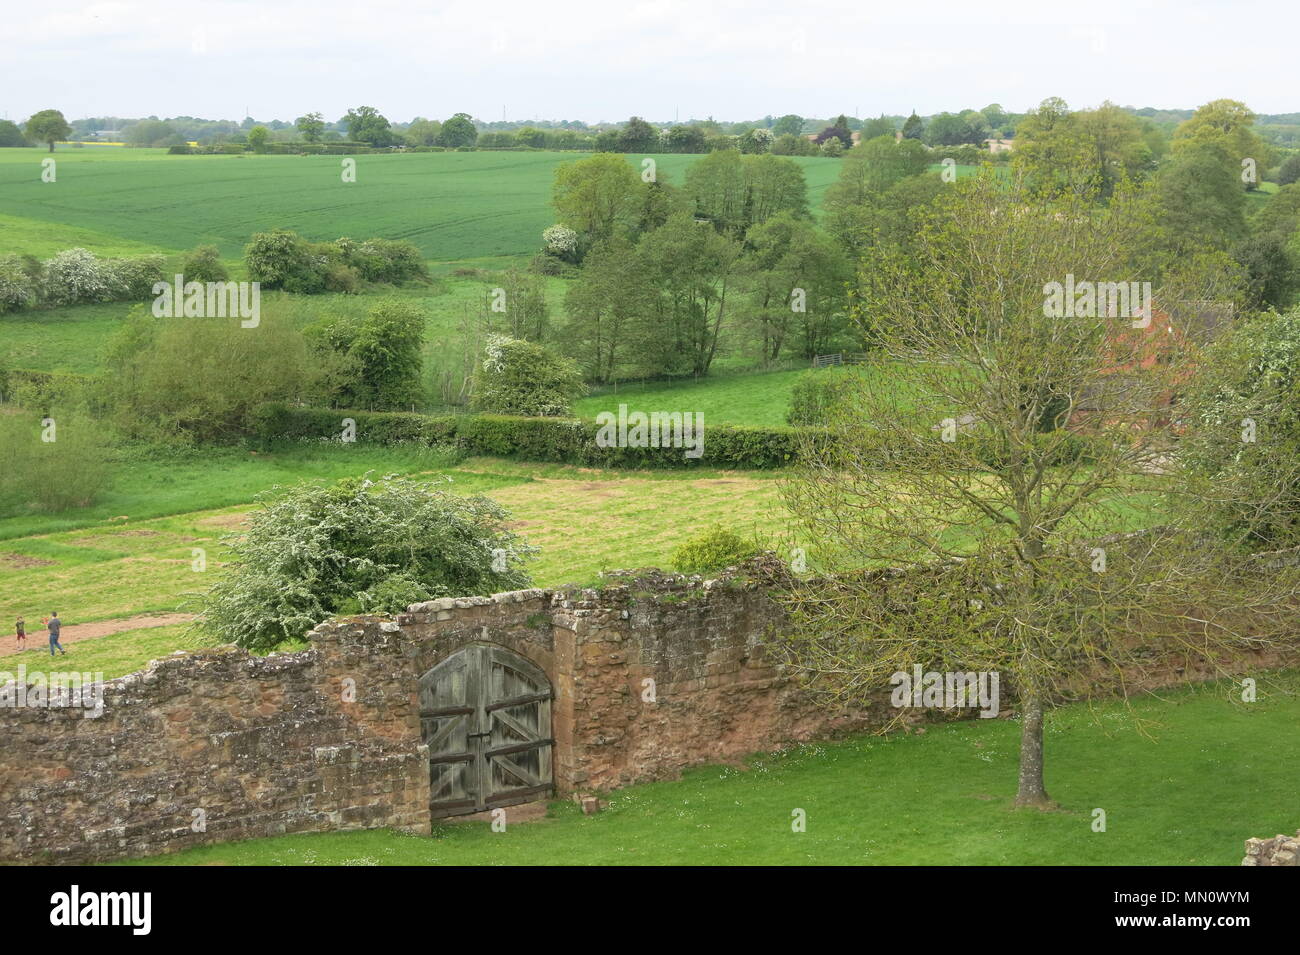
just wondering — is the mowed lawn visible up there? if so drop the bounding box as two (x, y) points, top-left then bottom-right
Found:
(0, 148), (846, 264)
(118, 671), (1300, 866)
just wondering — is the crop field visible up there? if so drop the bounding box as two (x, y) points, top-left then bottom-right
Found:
(0, 148), (847, 265)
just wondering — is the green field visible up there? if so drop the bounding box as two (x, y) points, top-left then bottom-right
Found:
(0, 148), (846, 265)
(118, 671), (1300, 865)
(0, 444), (786, 653)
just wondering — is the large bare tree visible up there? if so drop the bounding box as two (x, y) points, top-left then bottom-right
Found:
(780, 171), (1300, 807)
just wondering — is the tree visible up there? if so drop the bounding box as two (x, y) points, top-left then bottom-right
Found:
(772, 114), (805, 138)
(823, 138), (939, 258)
(296, 112), (325, 143)
(634, 212), (742, 376)
(1276, 154), (1300, 187)
(124, 119), (179, 147)
(780, 171), (1293, 808)
(1234, 232), (1299, 310)
(1012, 98), (1099, 199)
(562, 237), (653, 382)
(343, 106), (395, 146)
(199, 475), (536, 650)
(1172, 99), (1272, 187)
(552, 152), (643, 252)
(1154, 142), (1248, 252)
(247, 125), (270, 151)
(685, 151), (808, 236)
(738, 127), (775, 154)
(618, 116), (659, 153)
(470, 335), (586, 415)
(24, 109), (71, 152)
(1181, 306), (1300, 547)
(901, 112), (923, 140)
(742, 212), (851, 362)
(815, 124), (852, 149)
(439, 112), (478, 148)
(824, 136), (930, 210)
(102, 305), (322, 444)
(0, 120), (28, 147)
(485, 269), (550, 341)
(860, 115), (895, 140)
(666, 124), (707, 154)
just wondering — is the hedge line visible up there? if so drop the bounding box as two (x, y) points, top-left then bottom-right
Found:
(253, 403), (812, 469)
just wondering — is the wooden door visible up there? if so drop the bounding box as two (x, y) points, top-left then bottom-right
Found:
(420, 643), (553, 818)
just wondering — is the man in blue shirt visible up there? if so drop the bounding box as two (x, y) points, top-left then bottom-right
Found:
(48, 612), (66, 656)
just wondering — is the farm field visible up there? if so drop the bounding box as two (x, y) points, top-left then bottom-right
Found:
(0, 148), (848, 264)
(119, 670), (1300, 866)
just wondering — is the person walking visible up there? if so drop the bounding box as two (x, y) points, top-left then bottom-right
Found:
(47, 612), (66, 656)
(14, 616), (25, 650)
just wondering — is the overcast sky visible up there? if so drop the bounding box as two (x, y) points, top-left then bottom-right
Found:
(3, 0), (1294, 124)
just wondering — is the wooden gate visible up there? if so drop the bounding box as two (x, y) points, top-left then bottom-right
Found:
(419, 643), (554, 818)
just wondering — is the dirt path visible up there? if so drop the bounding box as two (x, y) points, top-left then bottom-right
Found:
(1, 613), (195, 657)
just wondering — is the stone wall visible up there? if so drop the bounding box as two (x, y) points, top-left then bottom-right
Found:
(0, 569), (863, 863)
(3, 563), (1290, 863)
(1242, 830), (1300, 865)
(0, 637), (429, 864)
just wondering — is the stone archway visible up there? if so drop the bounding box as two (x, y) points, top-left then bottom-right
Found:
(418, 643), (554, 818)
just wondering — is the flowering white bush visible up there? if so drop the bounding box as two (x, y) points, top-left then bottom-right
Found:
(542, 224), (578, 256)
(0, 256), (37, 314)
(42, 248), (111, 305)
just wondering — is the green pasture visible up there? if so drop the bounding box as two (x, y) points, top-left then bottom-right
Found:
(118, 671), (1300, 865)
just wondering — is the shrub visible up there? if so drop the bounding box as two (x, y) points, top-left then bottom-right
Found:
(786, 368), (862, 426)
(470, 336), (586, 416)
(305, 299), (426, 409)
(244, 229), (327, 293)
(102, 305), (322, 443)
(253, 403), (812, 469)
(0, 255), (37, 313)
(348, 237), (428, 284)
(0, 408), (114, 514)
(197, 474), (537, 649)
(41, 248), (111, 305)
(104, 255), (166, 301)
(672, 525), (763, 574)
(181, 245), (229, 283)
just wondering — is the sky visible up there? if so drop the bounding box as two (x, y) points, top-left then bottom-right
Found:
(2, 0), (1295, 124)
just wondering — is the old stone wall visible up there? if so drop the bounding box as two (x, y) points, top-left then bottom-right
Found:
(1242, 830), (1300, 865)
(0, 571), (857, 863)
(0, 633), (429, 864)
(3, 564), (1291, 863)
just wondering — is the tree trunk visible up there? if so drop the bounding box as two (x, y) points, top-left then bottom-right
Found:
(1014, 693), (1053, 808)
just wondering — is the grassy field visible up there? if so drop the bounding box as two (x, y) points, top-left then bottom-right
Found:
(575, 368), (808, 428)
(117, 671), (1300, 865)
(0, 444), (786, 649)
(0, 148), (846, 264)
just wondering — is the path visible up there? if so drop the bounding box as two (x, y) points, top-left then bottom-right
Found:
(1, 613), (196, 657)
